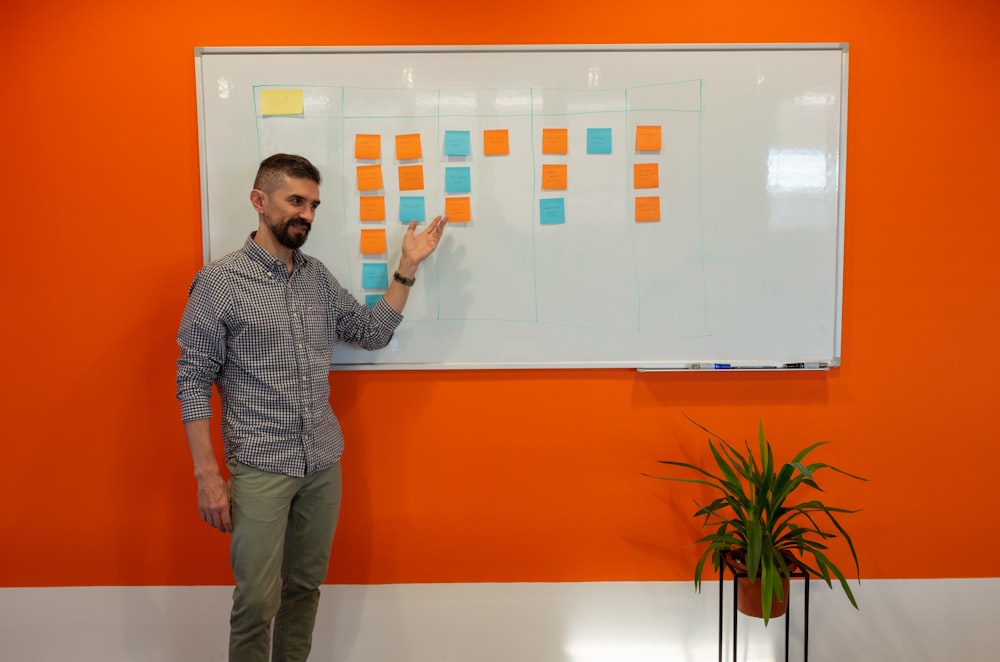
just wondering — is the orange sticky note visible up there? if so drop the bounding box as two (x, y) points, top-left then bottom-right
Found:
(445, 197), (471, 223)
(355, 134), (381, 160)
(635, 196), (661, 222)
(636, 125), (662, 151)
(633, 163), (659, 189)
(356, 165), (383, 192)
(360, 229), (387, 254)
(395, 133), (422, 160)
(542, 128), (568, 154)
(541, 164), (567, 190)
(359, 195), (385, 221)
(398, 165), (424, 191)
(483, 129), (510, 156)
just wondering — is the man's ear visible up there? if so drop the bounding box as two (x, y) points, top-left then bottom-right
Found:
(250, 188), (266, 212)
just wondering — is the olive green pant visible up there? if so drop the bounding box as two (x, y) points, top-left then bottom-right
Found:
(227, 459), (342, 662)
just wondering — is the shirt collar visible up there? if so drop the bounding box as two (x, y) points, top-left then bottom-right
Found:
(245, 232), (306, 269)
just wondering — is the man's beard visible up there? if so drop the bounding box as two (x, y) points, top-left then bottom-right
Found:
(273, 216), (310, 249)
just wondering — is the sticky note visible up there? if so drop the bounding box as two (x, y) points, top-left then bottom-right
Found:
(636, 125), (662, 152)
(587, 128), (613, 154)
(359, 195), (385, 222)
(445, 197), (471, 223)
(635, 196), (661, 222)
(445, 166), (471, 194)
(356, 165), (383, 192)
(364, 294), (382, 309)
(399, 196), (426, 222)
(260, 89), (303, 116)
(395, 133), (422, 160)
(362, 263), (389, 289)
(355, 134), (381, 160)
(539, 198), (566, 225)
(398, 165), (424, 191)
(542, 128), (568, 154)
(360, 229), (387, 255)
(483, 129), (510, 156)
(633, 163), (659, 189)
(541, 164), (567, 191)
(444, 130), (471, 156)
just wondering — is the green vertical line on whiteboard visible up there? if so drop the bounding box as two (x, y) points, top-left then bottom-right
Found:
(530, 87), (539, 324)
(624, 87), (641, 333)
(695, 78), (709, 335)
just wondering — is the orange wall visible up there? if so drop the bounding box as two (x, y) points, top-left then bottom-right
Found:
(2, 0), (999, 587)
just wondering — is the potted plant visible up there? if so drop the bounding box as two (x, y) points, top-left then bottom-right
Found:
(644, 415), (867, 624)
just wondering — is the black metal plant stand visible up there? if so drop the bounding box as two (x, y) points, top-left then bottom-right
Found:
(717, 552), (811, 662)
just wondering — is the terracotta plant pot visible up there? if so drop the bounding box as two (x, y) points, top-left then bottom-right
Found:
(724, 553), (794, 619)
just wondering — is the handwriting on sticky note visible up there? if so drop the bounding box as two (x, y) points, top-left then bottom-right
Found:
(542, 128), (568, 154)
(359, 195), (385, 221)
(483, 129), (510, 156)
(635, 196), (661, 222)
(395, 133), (422, 160)
(635, 125), (662, 152)
(356, 165), (383, 192)
(445, 197), (471, 223)
(539, 198), (566, 225)
(355, 134), (381, 160)
(361, 263), (389, 289)
(633, 163), (659, 189)
(541, 164), (567, 190)
(360, 229), (387, 255)
(445, 167), (471, 194)
(399, 196), (426, 222)
(586, 128), (613, 154)
(398, 165), (424, 191)
(260, 89), (303, 116)
(444, 130), (471, 157)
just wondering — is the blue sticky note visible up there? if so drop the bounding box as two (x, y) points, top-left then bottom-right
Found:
(364, 294), (382, 309)
(587, 128), (613, 154)
(362, 263), (389, 289)
(539, 198), (566, 225)
(399, 196), (426, 222)
(445, 166), (471, 194)
(443, 130), (471, 156)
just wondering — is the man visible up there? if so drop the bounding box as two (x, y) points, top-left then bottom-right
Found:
(176, 153), (447, 661)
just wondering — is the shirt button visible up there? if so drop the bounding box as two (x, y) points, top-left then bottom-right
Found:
(301, 375), (307, 381)
(303, 434), (309, 441)
(304, 406), (310, 412)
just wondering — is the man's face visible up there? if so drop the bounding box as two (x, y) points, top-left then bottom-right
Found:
(258, 175), (321, 249)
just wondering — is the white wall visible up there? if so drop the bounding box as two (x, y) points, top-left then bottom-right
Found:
(1, 580), (997, 661)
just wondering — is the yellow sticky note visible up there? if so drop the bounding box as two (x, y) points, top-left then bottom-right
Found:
(636, 125), (662, 151)
(542, 128), (568, 155)
(483, 129), (510, 156)
(360, 229), (387, 255)
(541, 164), (567, 190)
(355, 134), (381, 160)
(445, 197), (471, 223)
(635, 196), (661, 222)
(398, 165), (425, 191)
(395, 133), (422, 160)
(633, 163), (659, 189)
(260, 89), (303, 116)
(359, 196), (385, 222)
(356, 165), (383, 192)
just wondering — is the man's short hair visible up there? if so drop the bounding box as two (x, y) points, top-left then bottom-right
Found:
(253, 154), (322, 193)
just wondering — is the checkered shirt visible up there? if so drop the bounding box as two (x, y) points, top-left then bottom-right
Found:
(176, 234), (402, 477)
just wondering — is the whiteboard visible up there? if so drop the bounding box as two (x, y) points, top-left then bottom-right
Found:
(195, 45), (848, 370)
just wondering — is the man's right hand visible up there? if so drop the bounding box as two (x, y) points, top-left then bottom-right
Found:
(196, 473), (232, 533)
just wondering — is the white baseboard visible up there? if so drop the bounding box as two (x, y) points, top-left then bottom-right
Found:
(1, 579), (997, 661)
